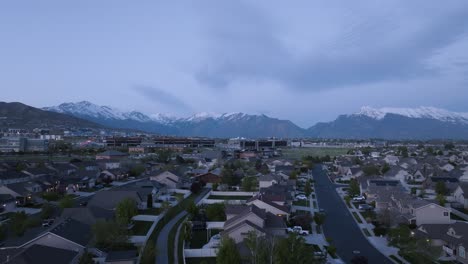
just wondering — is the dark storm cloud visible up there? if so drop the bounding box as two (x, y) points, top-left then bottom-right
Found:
(194, 2), (468, 91)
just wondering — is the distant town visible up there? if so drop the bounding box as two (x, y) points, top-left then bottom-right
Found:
(0, 126), (467, 264)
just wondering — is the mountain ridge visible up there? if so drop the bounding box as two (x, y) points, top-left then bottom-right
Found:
(37, 101), (468, 139)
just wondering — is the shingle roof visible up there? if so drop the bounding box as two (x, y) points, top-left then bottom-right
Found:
(8, 244), (78, 264)
(50, 218), (92, 246)
(88, 190), (142, 210)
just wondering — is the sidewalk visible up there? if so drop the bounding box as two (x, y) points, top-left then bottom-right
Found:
(335, 187), (408, 264)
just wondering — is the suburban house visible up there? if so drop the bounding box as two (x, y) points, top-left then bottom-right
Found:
(193, 172), (222, 185)
(98, 160), (121, 170)
(0, 193), (16, 212)
(453, 183), (468, 209)
(416, 222), (468, 264)
(222, 204), (286, 244)
(0, 170), (31, 185)
(364, 180), (451, 226)
(258, 174), (281, 189)
(88, 189), (147, 211)
(0, 181), (43, 205)
(150, 171), (191, 189)
(1, 217), (94, 264)
(384, 155), (400, 166)
(246, 195), (290, 219)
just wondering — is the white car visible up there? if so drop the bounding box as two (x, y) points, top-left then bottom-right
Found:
(287, 226), (310, 235)
(296, 194), (307, 200)
(352, 196), (366, 202)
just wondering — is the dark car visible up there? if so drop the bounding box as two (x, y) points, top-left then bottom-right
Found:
(191, 221), (207, 230)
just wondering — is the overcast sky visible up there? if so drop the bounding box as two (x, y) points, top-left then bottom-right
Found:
(1, 1), (468, 127)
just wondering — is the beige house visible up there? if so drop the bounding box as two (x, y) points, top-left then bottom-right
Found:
(150, 170), (190, 189)
(223, 205), (286, 244)
(246, 195), (289, 219)
(454, 183), (468, 209)
(417, 222), (468, 264)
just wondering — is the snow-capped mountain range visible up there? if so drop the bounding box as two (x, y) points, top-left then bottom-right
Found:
(354, 106), (468, 124)
(43, 101), (254, 125)
(43, 101), (303, 138)
(41, 101), (468, 139)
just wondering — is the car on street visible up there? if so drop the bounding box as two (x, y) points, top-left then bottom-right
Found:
(296, 194), (307, 200)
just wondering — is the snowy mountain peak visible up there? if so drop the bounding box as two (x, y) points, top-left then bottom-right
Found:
(354, 106), (468, 123)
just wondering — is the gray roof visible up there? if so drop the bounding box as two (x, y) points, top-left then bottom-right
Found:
(50, 218), (92, 246)
(7, 244), (78, 264)
(61, 206), (113, 226)
(418, 222), (468, 248)
(88, 190), (143, 210)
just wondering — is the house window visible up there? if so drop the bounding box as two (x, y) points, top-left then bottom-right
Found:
(444, 212), (449, 217)
(460, 246), (466, 259)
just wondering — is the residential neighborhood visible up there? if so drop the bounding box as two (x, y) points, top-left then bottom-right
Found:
(1, 131), (468, 264)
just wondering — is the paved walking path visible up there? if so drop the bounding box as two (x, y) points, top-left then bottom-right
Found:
(155, 189), (210, 264)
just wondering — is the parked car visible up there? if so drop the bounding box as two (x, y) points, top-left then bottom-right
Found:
(358, 204), (373, 211)
(42, 219), (54, 227)
(286, 226), (310, 235)
(191, 221), (207, 230)
(296, 194), (307, 200)
(80, 201), (88, 207)
(352, 196), (366, 202)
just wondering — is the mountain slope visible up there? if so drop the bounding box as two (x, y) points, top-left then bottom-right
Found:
(43, 102), (305, 138)
(0, 102), (101, 130)
(308, 106), (468, 139)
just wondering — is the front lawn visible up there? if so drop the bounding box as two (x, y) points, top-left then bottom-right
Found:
(360, 210), (377, 221)
(293, 200), (308, 207)
(362, 228), (371, 237)
(139, 208), (163, 215)
(131, 221), (153, 236)
(352, 212), (363, 223)
(189, 229), (220, 249)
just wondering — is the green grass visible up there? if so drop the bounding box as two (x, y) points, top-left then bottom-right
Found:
(360, 210), (377, 221)
(400, 251), (436, 264)
(389, 255), (403, 264)
(190, 230), (209, 249)
(362, 228), (371, 237)
(174, 193), (185, 200)
(168, 216), (187, 264)
(293, 200), (308, 207)
(131, 221), (153, 236)
(450, 213), (465, 221)
(139, 207), (163, 215)
(352, 212), (363, 223)
(207, 195), (252, 200)
(282, 147), (350, 159)
(186, 258), (217, 264)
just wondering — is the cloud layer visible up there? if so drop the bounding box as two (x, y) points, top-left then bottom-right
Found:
(0, 0), (467, 126)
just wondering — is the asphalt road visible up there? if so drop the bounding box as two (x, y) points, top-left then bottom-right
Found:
(155, 189), (210, 264)
(313, 166), (393, 264)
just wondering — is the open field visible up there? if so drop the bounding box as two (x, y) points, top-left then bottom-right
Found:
(282, 147), (350, 159)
